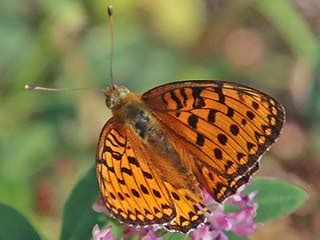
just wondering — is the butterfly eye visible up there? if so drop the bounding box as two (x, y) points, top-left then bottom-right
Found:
(105, 86), (130, 109)
(106, 96), (118, 109)
(106, 96), (116, 109)
(105, 92), (112, 107)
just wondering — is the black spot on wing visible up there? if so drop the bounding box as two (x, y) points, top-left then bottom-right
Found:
(192, 87), (205, 108)
(170, 90), (183, 109)
(118, 192), (125, 200)
(143, 171), (153, 179)
(246, 111), (255, 120)
(207, 109), (217, 123)
(104, 146), (122, 160)
(196, 133), (205, 146)
(180, 88), (188, 106)
(226, 107), (234, 117)
(188, 114), (198, 129)
(252, 101), (259, 109)
(230, 124), (239, 136)
(217, 134), (228, 145)
(121, 167), (133, 176)
(153, 189), (161, 198)
(131, 189), (140, 198)
(128, 156), (140, 167)
(140, 184), (149, 194)
(247, 142), (255, 151)
(213, 148), (223, 160)
(161, 94), (168, 107)
(171, 192), (180, 200)
(237, 152), (246, 161)
(213, 81), (225, 103)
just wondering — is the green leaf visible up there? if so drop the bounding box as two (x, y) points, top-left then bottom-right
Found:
(60, 166), (101, 240)
(0, 203), (41, 240)
(224, 203), (240, 214)
(108, 218), (124, 239)
(244, 178), (308, 222)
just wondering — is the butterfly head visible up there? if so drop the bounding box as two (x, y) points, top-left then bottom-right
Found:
(105, 84), (130, 109)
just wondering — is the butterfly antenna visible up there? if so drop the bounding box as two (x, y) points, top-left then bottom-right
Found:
(107, 5), (115, 88)
(25, 6), (116, 93)
(24, 84), (104, 93)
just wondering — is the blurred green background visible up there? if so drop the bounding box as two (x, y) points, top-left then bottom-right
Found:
(0, 0), (320, 239)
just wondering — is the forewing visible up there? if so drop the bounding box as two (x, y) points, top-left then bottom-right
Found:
(96, 118), (175, 225)
(142, 80), (285, 202)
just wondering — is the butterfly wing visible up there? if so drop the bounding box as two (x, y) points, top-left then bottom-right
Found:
(142, 80), (285, 202)
(96, 117), (175, 225)
(96, 117), (207, 232)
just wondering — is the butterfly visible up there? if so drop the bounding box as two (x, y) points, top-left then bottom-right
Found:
(95, 79), (285, 233)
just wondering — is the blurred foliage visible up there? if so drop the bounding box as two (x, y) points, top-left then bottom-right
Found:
(0, 0), (319, 239)
(60, 166), (99, 240)
(243, 178), (308, 223)
(0, 203), (41, 240)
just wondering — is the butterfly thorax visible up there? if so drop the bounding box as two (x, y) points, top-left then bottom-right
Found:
(114, 92), (175, 155)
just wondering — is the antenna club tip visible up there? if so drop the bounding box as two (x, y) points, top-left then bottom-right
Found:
(24, 84), (34, 90)
(107, 5), (113, 16)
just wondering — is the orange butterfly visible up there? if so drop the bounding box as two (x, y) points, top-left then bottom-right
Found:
(96, 79), (285, 233)
(26, 5), (285, 234)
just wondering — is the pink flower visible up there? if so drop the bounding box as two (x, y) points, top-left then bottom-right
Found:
(192, 189), (257, 240)
(92, 197), (110, 215)
(122, 225), (161, 239)
(141, 228), (162, 240)
(92, 224), (115, 240)
(192, 223), (228, 240)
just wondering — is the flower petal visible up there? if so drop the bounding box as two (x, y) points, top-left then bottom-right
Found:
(92, 224), (115, 240)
